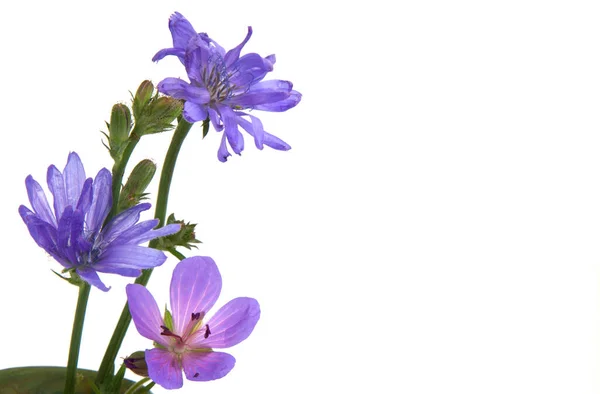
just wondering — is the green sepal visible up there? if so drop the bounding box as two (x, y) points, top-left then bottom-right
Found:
(163, 306), (174, 331)
(52, 269), (84, 287)
(202, 117), (210, 138)
(155, 214), (201, 251)
(118, 159), (157, 211)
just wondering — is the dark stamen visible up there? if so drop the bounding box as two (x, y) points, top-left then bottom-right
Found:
(160, 325), (183, 341)
(204, 324), (211, 339)
(191, 311), (205, 321)
(194, 372), (199, 378)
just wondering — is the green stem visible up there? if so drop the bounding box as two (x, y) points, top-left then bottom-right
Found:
(108, 137), (140, 221)
(64, 282), (91, 394)
(150, 119), (195, 232)
(123, 377), (151, 394)
(95, 118), (195, 385)
(167, 247), (186, 261)
(64, 132), (141, 392)
(107, 363), (127, 393)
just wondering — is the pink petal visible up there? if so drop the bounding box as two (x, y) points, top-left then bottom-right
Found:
(126, 284), (168, 346)
(146, 348), (183, 389)
(182, 351), (236, 381)
(191, 297), (260, 348)
(170, 257), (222, 334)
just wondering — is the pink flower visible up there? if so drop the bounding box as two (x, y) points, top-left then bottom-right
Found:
(127, 256), (260, 389)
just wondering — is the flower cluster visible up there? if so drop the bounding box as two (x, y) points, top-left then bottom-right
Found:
(19, 152), (180, 291)
(154, 12), (301, 162)
(14, 11), (288, 392)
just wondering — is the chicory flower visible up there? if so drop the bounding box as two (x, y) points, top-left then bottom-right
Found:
(126, 256), (260, 389)
(19, 152), (180, 291)
(153, 12), (301, 162)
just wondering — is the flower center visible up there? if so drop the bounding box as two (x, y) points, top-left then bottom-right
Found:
(172, 342), (188, 354)
(159, 312), (212, 354)
(202, 54), (235, 103)
(77, 233), (102, 266)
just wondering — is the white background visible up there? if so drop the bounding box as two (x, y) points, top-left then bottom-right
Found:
(0, 0), (599, 393)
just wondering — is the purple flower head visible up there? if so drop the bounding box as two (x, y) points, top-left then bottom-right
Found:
(127, 256), (260, 389)
(154, 12), (302, 162)
(19, 152), (181, 291)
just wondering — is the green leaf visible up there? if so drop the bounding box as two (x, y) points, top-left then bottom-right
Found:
(0, 366), (149, 393)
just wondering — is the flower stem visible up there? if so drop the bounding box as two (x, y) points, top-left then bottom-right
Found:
(95, 118), (195, 385)
(108, 137), (140, 222)
(123, 377), (151, 394)
(64, 281), (91, 394)
(167, 247), (186, 261)
(149, 119), (196, 231)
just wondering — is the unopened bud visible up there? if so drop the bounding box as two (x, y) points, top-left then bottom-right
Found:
(109, 104), (132, 144)
(132, 80), (155, 119)
(124, 351), (148, 377)
(132, 94), (182, 136)
(118, 159), (156, 211)
(151, 96), (181, 118)
(106, 104), (133, 161)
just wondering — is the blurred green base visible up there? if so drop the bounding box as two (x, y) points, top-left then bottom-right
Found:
(0, 367), (146, 394)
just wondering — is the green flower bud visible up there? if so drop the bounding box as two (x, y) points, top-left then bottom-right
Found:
(124, 351), (148, 377)
(132, 97), (182, 137)
(105, 104), (132, 161)
(110, 104), (132, 143)
(132, 80), (154, 119)
(118, 159), (156, 211)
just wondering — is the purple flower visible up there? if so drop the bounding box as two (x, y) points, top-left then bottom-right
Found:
(19, 152), (180, 291)
(126, 256), (260, 389)
(153, 12), (301, 162)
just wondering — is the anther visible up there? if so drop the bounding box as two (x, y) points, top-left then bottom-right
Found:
(191, 311), (205, 321)
(194, 372), (199, 378)
(204, 324), (211, 339)
(160, 325), (183, 341)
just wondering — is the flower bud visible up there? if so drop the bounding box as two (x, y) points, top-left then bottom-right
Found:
(143, 96), (183, 135)
(106, 104), (133, 161)
(124, 351), (148, 377)
(132, 92), (182, 136)
(109, 103), (132, 143)
(132, 80), (155, 119)
(118, 159), (156, 211)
